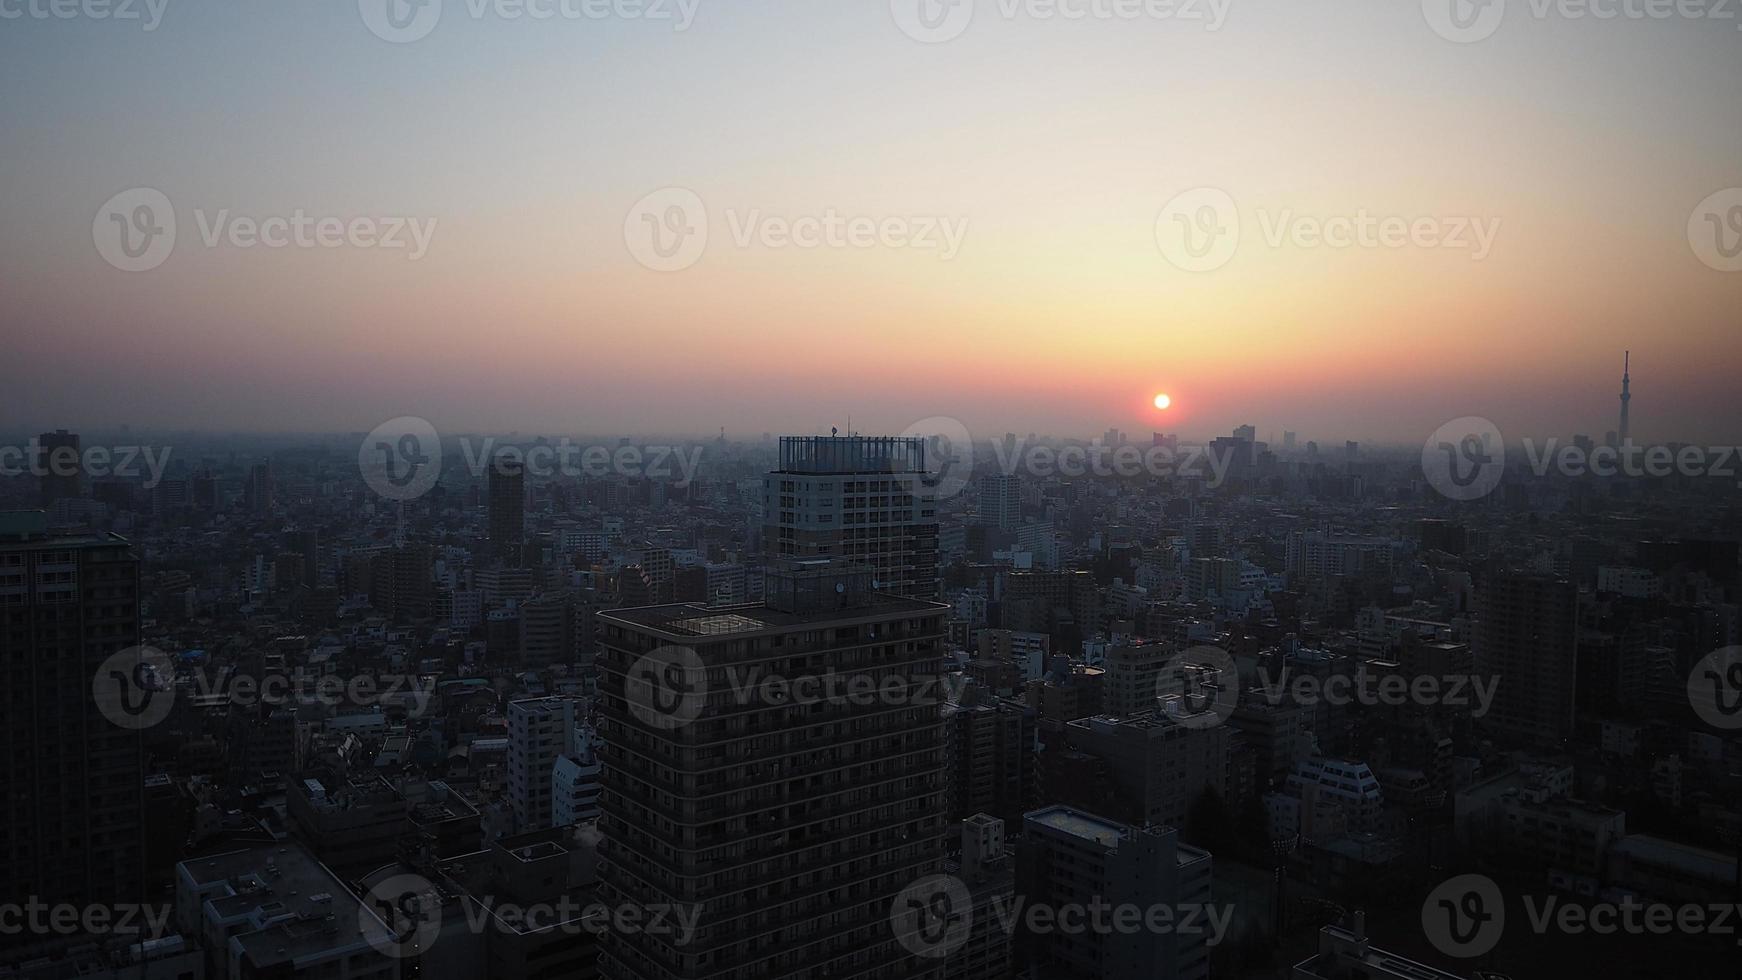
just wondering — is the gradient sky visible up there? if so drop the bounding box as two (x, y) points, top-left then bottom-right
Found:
(3, 1), (1738, 445)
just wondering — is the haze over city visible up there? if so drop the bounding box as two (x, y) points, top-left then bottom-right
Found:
(4, 5), (1742, 980)
(4, 2), (1739, 441)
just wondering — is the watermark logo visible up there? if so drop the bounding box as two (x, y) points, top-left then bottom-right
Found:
(1255, 664), (1499, 718)
(891, 875), (974, 958)
(362, 0), (698, 40)
(1422, 0), (1506, 43)
(1427, 0), (1741, 42)
(362, 873), (444, 958)
(0, 0), (168, 30)
(1423, 874), (1505, 958)
(891, 0), (974, 42)
(1159, 190), (1501, 271)
(1689, 646), (1742, 730)
(986, 436), (1237, 487)
(1689, 188), (1742, 273)
(624, 644), (708, 730)
(92, 646), (175, 730)
(95, 190), (436, 269)
(626, 187), (709, 272)
(360, 0), (442, 42)
(891, 874), (1234, 956)
(94, 188), (176, 272)
(622, 645), (962, 730)
(358, 424), (707, 501)
(0, 900), (172, 938)
(892, 0), (1230, 42)
(1516, 438), (1742, 486)
(1156, 187), (1240, 273)
(1156, 645), (1239, 728)
(361, 416), (443, 501)
(625, 188), (968, 270)
(899, 416), (976, 500)
(0, 438), (173, 490)
(1422, 416), (1505, 501)
(95, 654), (436, 730)
(1425, 873), (1742, 954)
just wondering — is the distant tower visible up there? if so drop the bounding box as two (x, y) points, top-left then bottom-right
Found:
(1618, 351), (1631, 445)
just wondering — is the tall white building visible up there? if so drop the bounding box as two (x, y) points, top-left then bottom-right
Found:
(552, 722), (601, 826)
(978, 473), (1021, 531)
(762, 435), (940, 598)
(507, 695), (586, 832)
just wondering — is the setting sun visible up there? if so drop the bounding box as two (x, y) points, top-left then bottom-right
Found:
(1153, 393), (1172, 411)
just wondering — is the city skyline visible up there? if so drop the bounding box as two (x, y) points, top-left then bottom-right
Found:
(5, 5), (1741, 980)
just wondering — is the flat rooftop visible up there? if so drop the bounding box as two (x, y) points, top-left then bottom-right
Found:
(1026, 805), (1129, 848)
(602, 595), (948, 638)
(180, 844), (387, 963)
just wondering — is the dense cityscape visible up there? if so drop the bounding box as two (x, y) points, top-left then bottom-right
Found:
(2, 354), (1740, 978)
(5, 2), (1740, 979)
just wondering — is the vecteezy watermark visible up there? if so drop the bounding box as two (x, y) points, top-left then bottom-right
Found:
(93, 188), (176, 273)
(0, 899), (172, 938)
(1689, 647), (1742, 730)
(94, 189), (437, 272)
(360, 872), (698, 956)
(1689, 188), (1742, 273)
(1425, 418), (1742, 499)
(359, 0), (700, 43)
(899, 416), (977, 500)
(362, 874), (445, 958)
(93, 646), (437, 729)
(1422, 416), (1505, 501)
(1155, 645), (1239, 728)
(889, 0), (1231, 44)
(464, 896), (700, 943)
(892, 875), (974, 958)
(624, 187), (968, 272)
(1254, 663), (1500, 718)
(1156, 188), (1500, 272)
(989, 435), (1238, 487)
(92, 646), (175, 730)
(0, 0), (168, 30)
(1423, 0), (1742, 44)
(359, 418), (708, 501)
(890, 874), (1233, 959)
(622, 644), (964, 732)
(1518, 438), (1742, 486)
(890, 417), (1244, 498)
(1423, 873), (1742, 958)
(0, 438), (174, 490)
(1422, 874), (1506, 958)
(362, 416), (444, 502)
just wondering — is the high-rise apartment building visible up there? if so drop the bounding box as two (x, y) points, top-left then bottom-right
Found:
(1473, 571), (1580, 746)
(763, 436), (940, 599)
(489, 452), (527, 567)
(0, 511), (145, 938)
(943, 685), (1036, 829)
(1016, 806), (1213, 980)
(35, 430), (82, 507)
(1101, 640), (1178, 718)
(508, 695), (587, 833)
(594, 558), (950, 980)
(244, 459), (273, 514)
(1063, 713), (1229, 831)
(553, 722), (602, 826)
(977, 474), (1020, 531)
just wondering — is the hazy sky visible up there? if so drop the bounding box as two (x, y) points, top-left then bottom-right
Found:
(3, 0), (1738, 445)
